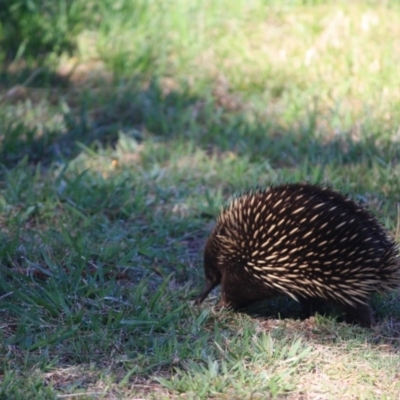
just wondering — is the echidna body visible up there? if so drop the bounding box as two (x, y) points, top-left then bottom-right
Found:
(196, 183), (400, 326)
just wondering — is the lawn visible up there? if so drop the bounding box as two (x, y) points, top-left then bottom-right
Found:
(1, 0), (400, 398)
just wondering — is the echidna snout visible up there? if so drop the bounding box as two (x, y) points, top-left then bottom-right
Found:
(196, 183), (400, 327)
(195, 237), (222, 305)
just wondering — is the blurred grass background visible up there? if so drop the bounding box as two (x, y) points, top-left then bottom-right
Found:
(1, 0), (400, 398)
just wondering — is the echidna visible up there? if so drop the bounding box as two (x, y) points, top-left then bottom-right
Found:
(195, 183), (400, 327)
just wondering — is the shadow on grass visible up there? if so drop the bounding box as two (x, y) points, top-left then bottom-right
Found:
(1, 66), (400, 171)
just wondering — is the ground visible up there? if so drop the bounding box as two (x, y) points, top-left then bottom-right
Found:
(1, 1), (400, 398)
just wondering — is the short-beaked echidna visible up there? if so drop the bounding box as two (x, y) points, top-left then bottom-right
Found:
(195, 183), (400, 326)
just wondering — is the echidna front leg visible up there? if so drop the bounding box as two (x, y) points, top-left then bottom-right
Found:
(343, 302), (374, 327)
(219, 275), (269, 309)
(219, 289), (256, 309)
(218, 277), (239, 308)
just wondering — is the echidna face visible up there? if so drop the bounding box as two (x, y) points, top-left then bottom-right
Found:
(195, 234), (223, 305)
(203, 236), (222, 285)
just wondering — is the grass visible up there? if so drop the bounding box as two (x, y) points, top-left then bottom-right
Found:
(1, 0), (400, 398)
